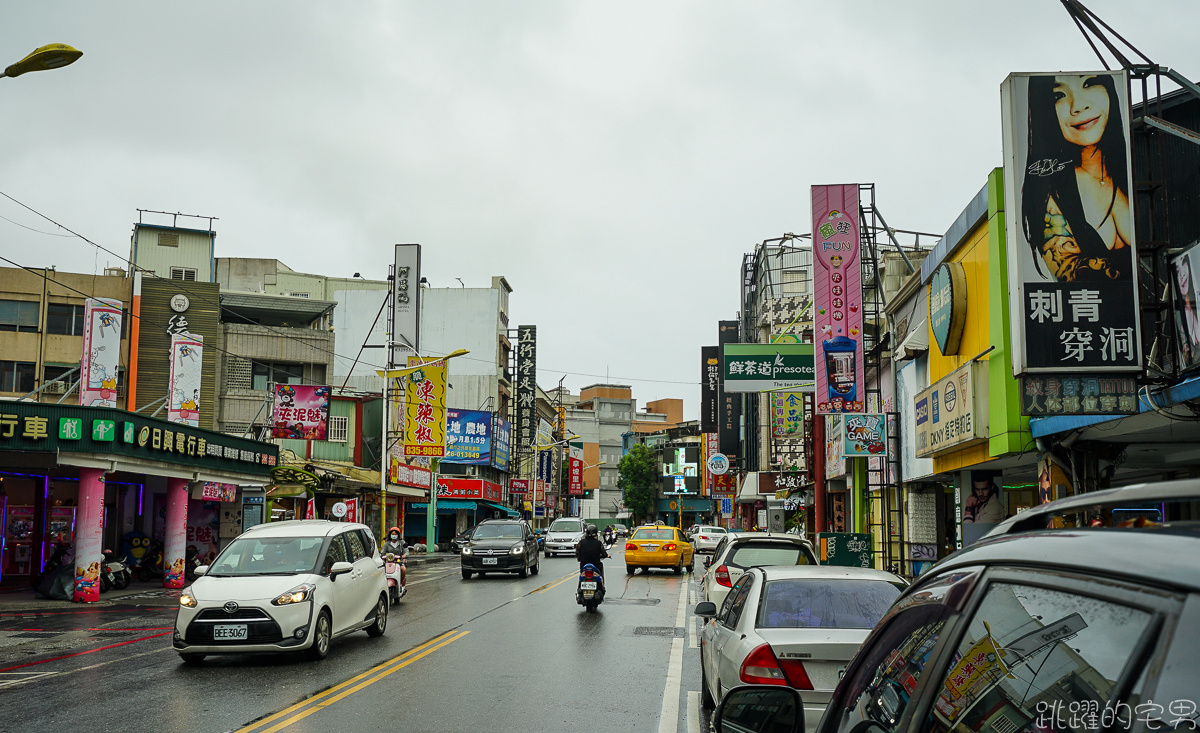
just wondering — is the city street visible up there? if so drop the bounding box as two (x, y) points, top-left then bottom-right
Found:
(0, 549), (716, 733)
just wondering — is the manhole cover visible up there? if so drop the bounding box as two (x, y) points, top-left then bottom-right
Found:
(633, 626), (684, 637)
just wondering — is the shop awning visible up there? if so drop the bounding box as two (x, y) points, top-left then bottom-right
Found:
(409, 500), (478, 513)
(477, 500), (520, 518)
(385, 484), (427, 498)
(737, 472), (760, 503)
(896, 320), (928, 361)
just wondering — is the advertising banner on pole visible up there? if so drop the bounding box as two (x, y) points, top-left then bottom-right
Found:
(1001, 71), (1140, 374)
(722, 344), (815, 393)
(491, 415), (511, 472)
(79, 298), (123, 408)
(167, 333), (203, 427)
(568, 442), (584, 495)
(717, 320), (741, 459)
(516, 325), (537, 475)
(509, 478), (530, 496)
(701, 345), (720, 434)
(812, 184), (865, 414)
(771, 392), (806, 438)
(391, 244), (421, 365)
(841, 413), (888, 456)
(344, 498), (358, 523)
(271, 384), (331, 439)
(443, 409), (493, 465)
(403, 357), (446, 457)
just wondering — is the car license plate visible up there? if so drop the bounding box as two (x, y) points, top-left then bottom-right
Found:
(645, 544), (659, 551)
(582, 590), (594, 599)
(213, 624), (248, 640)
(580, 581), (598, 590)
(482, 557), (498, 565)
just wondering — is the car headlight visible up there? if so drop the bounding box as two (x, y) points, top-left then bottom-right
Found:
(510, 545), (524, 555)
(462, 547), (472, 555)
(179, 590), (198, 608)
(271, 583), (316, 606)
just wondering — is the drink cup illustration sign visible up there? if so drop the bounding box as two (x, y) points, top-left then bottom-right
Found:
(812, 185), (865, 414)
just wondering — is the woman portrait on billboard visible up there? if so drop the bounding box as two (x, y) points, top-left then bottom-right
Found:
(1022, 73), (1132, 283)
(1174, 249), (1200, 367)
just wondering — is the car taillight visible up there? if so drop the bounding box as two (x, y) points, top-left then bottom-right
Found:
(739, 644), (787, 685)
(663, 543), (677, 551)
(626, 543), (637, 551)
(778, 658), (815, 690)
(713, 564), (732, 587)
(697, 535), (708, 541)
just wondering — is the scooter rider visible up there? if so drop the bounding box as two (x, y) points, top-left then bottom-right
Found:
(575, 524), (609, 586)
(382, 527), (407, 558)
(602, 525), (615, 548)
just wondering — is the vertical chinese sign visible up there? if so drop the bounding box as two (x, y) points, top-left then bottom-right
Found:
(167, 333), (204, 426)
(771, 392), (805, 438)
(568, 441), (583, 495)
(391, 244), (421, 366)
(717, 321), (741, 458)
(492, 415), (511, 472)
(515, 325), (537, 494)
(403, 357), (446, 457)
(701, 346), (719, 434)
(79, 298), (123, 408)
(1001, 71), (1141, 375)
(535, 418), (552, 503)
(812, 184), (864, 414)
(271, 384), (331, 439)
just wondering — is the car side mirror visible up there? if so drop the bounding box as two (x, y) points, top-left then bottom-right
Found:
(704, 557), (712, 568)
(329, 561), (353, 580)
(193, 565), (208, 577)
(694, 601), (717, 618)
(714, 685), (805, 733)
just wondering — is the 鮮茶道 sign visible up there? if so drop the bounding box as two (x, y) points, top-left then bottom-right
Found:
(722, 343), (815, 393)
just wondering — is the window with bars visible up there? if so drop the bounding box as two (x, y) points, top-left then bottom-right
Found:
(170, 267), (197, 281)
(327, 416), (349, 443)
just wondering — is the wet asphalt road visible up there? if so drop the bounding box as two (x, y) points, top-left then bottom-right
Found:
(0, 548), (716, 733)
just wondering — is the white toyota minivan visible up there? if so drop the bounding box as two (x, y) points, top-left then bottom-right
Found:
(173, 520), (388, 664)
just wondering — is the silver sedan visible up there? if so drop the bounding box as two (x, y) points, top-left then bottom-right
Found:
(696, 565), (907, 732)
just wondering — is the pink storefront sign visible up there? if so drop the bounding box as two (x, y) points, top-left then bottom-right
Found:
(812, 184), (865, 414)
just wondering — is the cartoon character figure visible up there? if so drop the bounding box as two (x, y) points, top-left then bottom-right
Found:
(164, 557), (186, 585)
(123, 531), (152, 567)
(277, 385), (297, 408)
(830, 255), (843, 269)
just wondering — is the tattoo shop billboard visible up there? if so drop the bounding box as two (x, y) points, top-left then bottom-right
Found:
(1000, 71), (1141, 375)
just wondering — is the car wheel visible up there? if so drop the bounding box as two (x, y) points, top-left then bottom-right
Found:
(687, 558), (695, 573)
(461, 569), (472, 580)
(626, 565), (635, 575)
(366, 595), (387, 637)
(531, 557), (540, 576)
(673, 562), (683, 575)
(180, 653), (205, 666)
(700, 651), (715, 709)
(518, 558), (529, 579)
(307, 610), (332, 660)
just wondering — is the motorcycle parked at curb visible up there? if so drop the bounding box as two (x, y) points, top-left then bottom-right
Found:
(576, 563), (605, 613)
(383, 552), (407, 605)
(101, 549), (131, 591)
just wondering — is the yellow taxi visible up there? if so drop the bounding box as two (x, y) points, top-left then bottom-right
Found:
(623, 523), (695, 575)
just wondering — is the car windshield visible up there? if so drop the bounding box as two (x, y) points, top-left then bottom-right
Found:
(549, 520), (583, 533)
(632, 528), (675, 540)
(207, 536), (325, 576)
(727, 542), (812, 568)
(473, 524), (524, 540)
(757, 579), (903, 629)
(698, 527), (726, 534)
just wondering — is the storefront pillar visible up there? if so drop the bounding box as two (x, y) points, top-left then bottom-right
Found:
(853, 458), (868, 535)
(163, 477), (189, 589)
(73, 467), (106, 602)
(812, 415), (826, 533)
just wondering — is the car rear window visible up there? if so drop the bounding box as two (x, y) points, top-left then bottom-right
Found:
(632, 528), (675, 540)
(697, 527), (727, 534)
(727, 542), (813, 568)
(757, 579), (902, 629)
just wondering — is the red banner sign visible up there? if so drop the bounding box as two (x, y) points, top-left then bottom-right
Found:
(509, 478), (530, 496)
(435, 478), (502, 502)
(568, 457), (583, 495)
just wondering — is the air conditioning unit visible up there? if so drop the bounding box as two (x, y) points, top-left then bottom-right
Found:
(43, 381), (68, 394)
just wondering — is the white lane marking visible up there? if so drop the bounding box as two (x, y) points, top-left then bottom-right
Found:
(687, 691), (700, 733)
(657, 577), (690, 733)
(689, 618), (698, 649)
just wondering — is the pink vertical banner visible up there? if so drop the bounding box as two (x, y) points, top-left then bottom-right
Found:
(79, 298), (123, 408)
(73, 468), (105, 602)
(344, 498), (358, 523)
(163, 478), (189, 588)
(812, 184), (865, 414)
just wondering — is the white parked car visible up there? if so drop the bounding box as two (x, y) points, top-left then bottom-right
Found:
(543, 517), (586, 557)
(691, 525), (729, 554)
(173, 520), (388, 664)
(701, 532), (818, 611)
(696, 565), (907, 730)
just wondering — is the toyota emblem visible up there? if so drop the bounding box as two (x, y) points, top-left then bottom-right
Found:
(223, 601), (239, 614)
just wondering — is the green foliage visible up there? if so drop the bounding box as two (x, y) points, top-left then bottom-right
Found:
(618, 444), (659, 524)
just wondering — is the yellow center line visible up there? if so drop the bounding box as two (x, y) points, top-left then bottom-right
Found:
(534, 572), (577, 594)
(233, 630), (459, 733)
(256, 631), (471, 733)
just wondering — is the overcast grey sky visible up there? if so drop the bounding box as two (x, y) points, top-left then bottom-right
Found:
(2, 2), (1196, 419)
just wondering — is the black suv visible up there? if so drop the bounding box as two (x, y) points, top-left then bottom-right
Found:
(460, 519), (540, 580)
(756, 481), (1200, 733)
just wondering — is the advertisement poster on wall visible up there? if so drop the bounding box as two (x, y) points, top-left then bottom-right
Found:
(79, 297), (123, 408)
(491, 415), (511, 472)
(271, 384), (331, 439)
(443, 409), (492, 465)
(1171, 240), (1200, 372)
(167, 333), (204, 427)
(841, 413), (888, 457)
(1001, 71), (1141, 374)
(962, 470), (1009, 547)
(403, 356), (446, 457)
(812, 184), (865, 414)
(515, 325), (537, 474)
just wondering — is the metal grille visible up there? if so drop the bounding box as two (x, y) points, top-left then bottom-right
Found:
(226, 355), (253, 390)
(327, 415), (349, 443)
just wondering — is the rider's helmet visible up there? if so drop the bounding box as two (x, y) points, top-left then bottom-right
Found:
(585, 524), (599, 538)
(387, 526), (402, 541)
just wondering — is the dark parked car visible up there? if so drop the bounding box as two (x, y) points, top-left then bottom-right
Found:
(785, 481), (1200, 733)
(449, 527), (476, 553)
(460, 519), (540, 580)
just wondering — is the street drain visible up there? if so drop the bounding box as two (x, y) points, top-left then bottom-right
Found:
(633, 626), (684, 638)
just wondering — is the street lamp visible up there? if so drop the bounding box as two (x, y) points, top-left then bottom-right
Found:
(1, 44), (82, 79)
(374, 348), (470, 554)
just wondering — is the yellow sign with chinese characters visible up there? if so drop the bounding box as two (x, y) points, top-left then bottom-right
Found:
(403, 357), (447, 457)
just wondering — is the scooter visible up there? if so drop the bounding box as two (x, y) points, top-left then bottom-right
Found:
(383, 552), (407, 605)
(576, 563), (605, 613)
(102, 549), (131, 591)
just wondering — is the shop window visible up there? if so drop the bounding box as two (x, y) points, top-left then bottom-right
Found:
(0, 361), (36, 393)
(251, 361), (305, 391)
(0, 299), (39, 333)
(327, 416), (349, 443)
(45, 302), (86, 335)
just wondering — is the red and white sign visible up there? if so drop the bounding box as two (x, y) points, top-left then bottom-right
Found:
(509, 478), (530, 496)
(200, 482), (238, 502)
(344, 498), (358, 523)
(546, 495), (558, 509)
(704, 432), (719, 493)
(389, 453), (433, 489)
(435, 478), (502, 502)
(305, 500), (315, 519)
